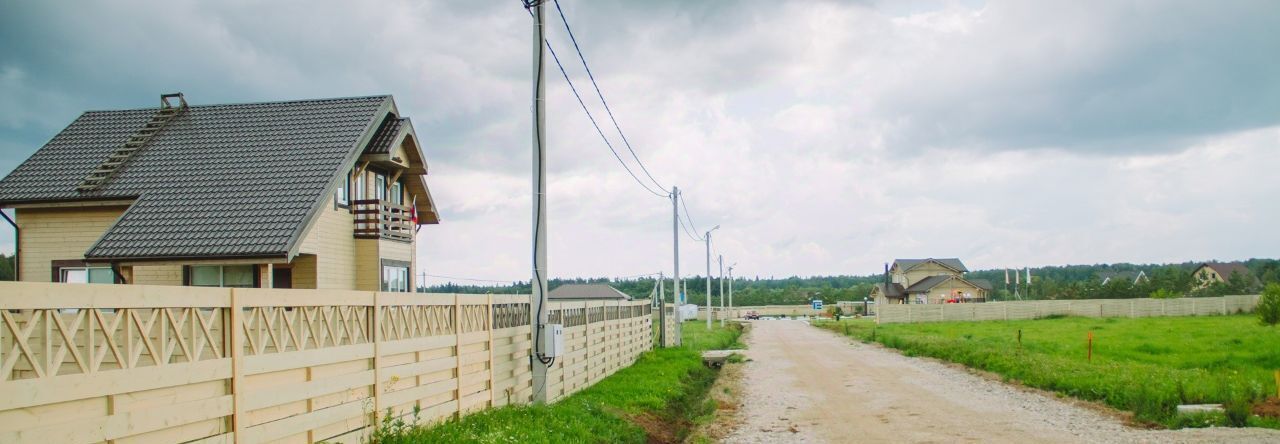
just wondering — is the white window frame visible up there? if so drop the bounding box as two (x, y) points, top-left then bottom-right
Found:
(336, 171), (350, 206)
(381, 262), (410, 292)
(390, 180), (403, 205)
(375, 174), (387, 201)
(61, 266), (115, 284)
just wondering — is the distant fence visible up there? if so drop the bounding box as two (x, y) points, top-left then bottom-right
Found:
(876, 295), (1260, 324)
(0, 282), (652, 443)
(698, 305), (824, 320)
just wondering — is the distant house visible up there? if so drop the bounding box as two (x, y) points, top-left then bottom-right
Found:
(1192, 262), (1251, 288)
(1097, 271), (1149, 286)
(0, 93), (439, 291)
(548, 284), (632, 301)
(870, 258), (990, 305)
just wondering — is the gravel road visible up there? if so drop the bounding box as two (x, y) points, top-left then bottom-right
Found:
(721, 320), (1280, 444)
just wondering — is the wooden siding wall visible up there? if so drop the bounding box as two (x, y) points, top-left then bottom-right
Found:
(132, 264), (184, 286)
(297, 197), (358, 290)
(0, 282), (652, 444)
(14, 206), (127, 282)
(875, 295), (1262, 324)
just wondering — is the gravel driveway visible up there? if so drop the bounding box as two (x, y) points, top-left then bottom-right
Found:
(721, 320), (1280, 444)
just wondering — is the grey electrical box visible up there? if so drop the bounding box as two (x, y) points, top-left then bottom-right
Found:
(541, 324), (564, 358)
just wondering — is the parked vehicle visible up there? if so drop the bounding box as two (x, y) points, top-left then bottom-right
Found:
(745, 311), (760, 320)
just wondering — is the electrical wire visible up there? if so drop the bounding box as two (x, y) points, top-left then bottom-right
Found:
(678, 213), (703, 242)
(522, 2), (667, 198)
(678, 192), (706, 240)
(422, 273), (515, 284)
(552, 0), (667, 192)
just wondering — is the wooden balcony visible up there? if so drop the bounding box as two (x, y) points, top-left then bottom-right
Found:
(352, 199), (414, 242)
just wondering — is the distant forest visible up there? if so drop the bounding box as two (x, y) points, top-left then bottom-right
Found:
(421, 259), (1280, 305)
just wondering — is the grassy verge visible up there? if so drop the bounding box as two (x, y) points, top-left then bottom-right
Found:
(815, 315), (1280, 429)
(371, 321), (743, 443)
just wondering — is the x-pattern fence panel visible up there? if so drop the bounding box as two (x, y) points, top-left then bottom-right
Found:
(2, 307), (225, 381)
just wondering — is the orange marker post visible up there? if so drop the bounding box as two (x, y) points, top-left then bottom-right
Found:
(1087, 332), (1094, 363)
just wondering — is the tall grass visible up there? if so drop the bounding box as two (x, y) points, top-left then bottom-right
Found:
(367, 322), (743, 443)
(816, 315), (1280, 429)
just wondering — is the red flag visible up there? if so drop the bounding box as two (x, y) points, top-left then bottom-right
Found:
(411, 205), (418, 225)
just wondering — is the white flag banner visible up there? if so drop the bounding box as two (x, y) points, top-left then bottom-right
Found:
(1026, 268), (1032, 284)
(1005, 269), (1010, 285)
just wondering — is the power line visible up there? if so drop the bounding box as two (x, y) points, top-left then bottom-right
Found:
(678, 213), (702, 242)
(422, 273), (517, 284)
(521, 2), (667, 198)
(552, 0), (667, 192)
(679, 192), (705, 239)
(614, 271), (665, 278)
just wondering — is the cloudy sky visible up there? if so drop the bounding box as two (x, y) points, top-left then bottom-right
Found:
(1, 0), (1278, 284)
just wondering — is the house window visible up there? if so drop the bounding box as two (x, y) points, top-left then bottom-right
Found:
(390, 180), (403, 205)
(381, 260), (410, 292)
(61, 267), (115, 284)
(190, 265), (256, 288)
(355, 173), (366, 200)
(375, 174), (387, 201)
(336, 171), (350, 206)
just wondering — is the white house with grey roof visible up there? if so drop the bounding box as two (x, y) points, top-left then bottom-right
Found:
(0, 93), (439, 291)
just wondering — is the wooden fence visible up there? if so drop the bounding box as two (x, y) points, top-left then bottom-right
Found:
(0, 282), (652, 443)
(876, 295), (1261, 324)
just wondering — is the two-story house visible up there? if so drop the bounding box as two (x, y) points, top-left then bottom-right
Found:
(0, 93), (439, 291)
(870, 258), (991, 304)
(1191, 262), (1252, 289)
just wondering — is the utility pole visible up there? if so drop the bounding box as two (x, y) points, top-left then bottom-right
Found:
(728, 264), (735, 320)
(528, 0), (550, 404)
(704, 225), (719, 329)
(718, 254), (725, 327)
(658, 271), (665, 348)
(670, 186), (681, 347)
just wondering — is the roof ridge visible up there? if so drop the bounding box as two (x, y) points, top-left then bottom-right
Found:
(82, 94), (393, 114)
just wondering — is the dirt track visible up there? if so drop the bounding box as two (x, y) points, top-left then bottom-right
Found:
(721, 320), (1280, 444)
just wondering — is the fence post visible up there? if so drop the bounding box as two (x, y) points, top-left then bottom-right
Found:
(487, 293), (495, 408)
(372, 291), (383, 424)
(1191, 299), (1197, 316)
(225, 289), (246, 444)
(454, 294), (463, 417)
(1130, 300), (1135, 318)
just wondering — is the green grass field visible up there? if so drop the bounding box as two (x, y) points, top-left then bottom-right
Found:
(815, 315), (1280, 429)
(367, 321), (743, 443)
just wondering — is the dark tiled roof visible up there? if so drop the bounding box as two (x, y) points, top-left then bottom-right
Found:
(905, 275), (952, 292)
(873, 282), (906, 299)
(0, 95), (391, 259)
(363, 114), (406, 155)
(548, 284), (632, 300)
(894, 258), (968, 273)
(906, 275), (992, 293)
(1198, 262), (1251, 279)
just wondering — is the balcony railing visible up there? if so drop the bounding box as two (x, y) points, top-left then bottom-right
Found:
(353, 199), (413, 242)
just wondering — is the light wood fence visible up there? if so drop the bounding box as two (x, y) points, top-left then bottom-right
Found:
(0, 282), (652, 443)
(876, 295), (1260, 324)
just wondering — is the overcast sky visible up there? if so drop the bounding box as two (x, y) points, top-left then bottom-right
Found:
(2, 0), (1278, 284)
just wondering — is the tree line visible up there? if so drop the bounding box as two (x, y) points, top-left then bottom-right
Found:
(421, 259), (1280, 305)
